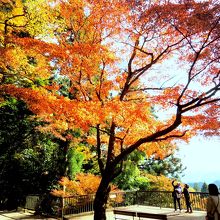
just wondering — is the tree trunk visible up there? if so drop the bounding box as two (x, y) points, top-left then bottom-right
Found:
(57, 139), (69, 178)
(93, 177), (111, 220)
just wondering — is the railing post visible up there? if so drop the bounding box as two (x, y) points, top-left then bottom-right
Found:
(135, 191), (138, 205)
(159, 191), (162, 209)
(61, 196), (64, 220)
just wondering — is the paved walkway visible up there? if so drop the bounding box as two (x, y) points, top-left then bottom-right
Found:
(0, 210), (56, 220)
(64, 206), (207, 220)
(0, 206), (207, 220)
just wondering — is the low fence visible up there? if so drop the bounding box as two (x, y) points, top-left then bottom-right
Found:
(136, 191), (209, 211)
(23, 191), (209, 217)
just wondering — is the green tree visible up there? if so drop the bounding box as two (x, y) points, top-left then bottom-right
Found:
(140, 153), (186, 179)
(201, 182), (208, 193)
(0, 98), (62, 209)
(67, 148), (84, 179)
(193, 183), (200, 192)
(113, 150), (149, 190)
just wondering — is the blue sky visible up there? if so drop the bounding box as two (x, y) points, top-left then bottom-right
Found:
(176, 136), (220, 184)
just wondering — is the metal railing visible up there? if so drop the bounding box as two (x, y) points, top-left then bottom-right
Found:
(63, 194), (95, 215)
(25, 195), (41, 210)
(135, 191), (209, 211)
(23, 191), (209, 217)
(61, 191), (209, 215)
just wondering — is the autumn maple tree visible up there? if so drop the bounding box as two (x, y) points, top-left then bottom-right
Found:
(51, 173), (120, 197)
(0, 0), (219, 219)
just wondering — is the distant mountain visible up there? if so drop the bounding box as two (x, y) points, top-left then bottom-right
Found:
(214, 180), (220, 186)
(187, 180), (220, 191)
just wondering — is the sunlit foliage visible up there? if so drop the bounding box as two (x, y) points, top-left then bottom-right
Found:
(0, 0), (219, 219)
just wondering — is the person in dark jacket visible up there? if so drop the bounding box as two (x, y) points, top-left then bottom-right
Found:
(183, 184), (192, 213)
(172, 180), (182, 212)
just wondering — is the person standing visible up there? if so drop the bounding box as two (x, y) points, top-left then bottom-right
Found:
(183, 184), (192, 213)
(206, 183), (220, 220)
(172, 180), (182, 212)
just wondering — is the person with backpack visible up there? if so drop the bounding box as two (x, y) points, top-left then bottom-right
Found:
(206, 183), (220, 220)
(172, 180), (182, 212)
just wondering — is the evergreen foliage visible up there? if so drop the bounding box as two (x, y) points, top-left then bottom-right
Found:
(201, 182), (208, 193)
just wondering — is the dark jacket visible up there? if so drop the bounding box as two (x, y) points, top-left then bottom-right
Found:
(183, 187), (190, 199)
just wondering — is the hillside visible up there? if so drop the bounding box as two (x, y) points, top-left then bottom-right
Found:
(188, 180), (220, 191)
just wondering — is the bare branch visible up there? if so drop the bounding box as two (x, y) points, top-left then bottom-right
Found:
(154, 131), (187, 141)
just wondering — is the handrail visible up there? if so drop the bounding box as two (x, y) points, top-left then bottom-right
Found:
(62, 191), (209, 215)
(22, 191), (209, 217)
